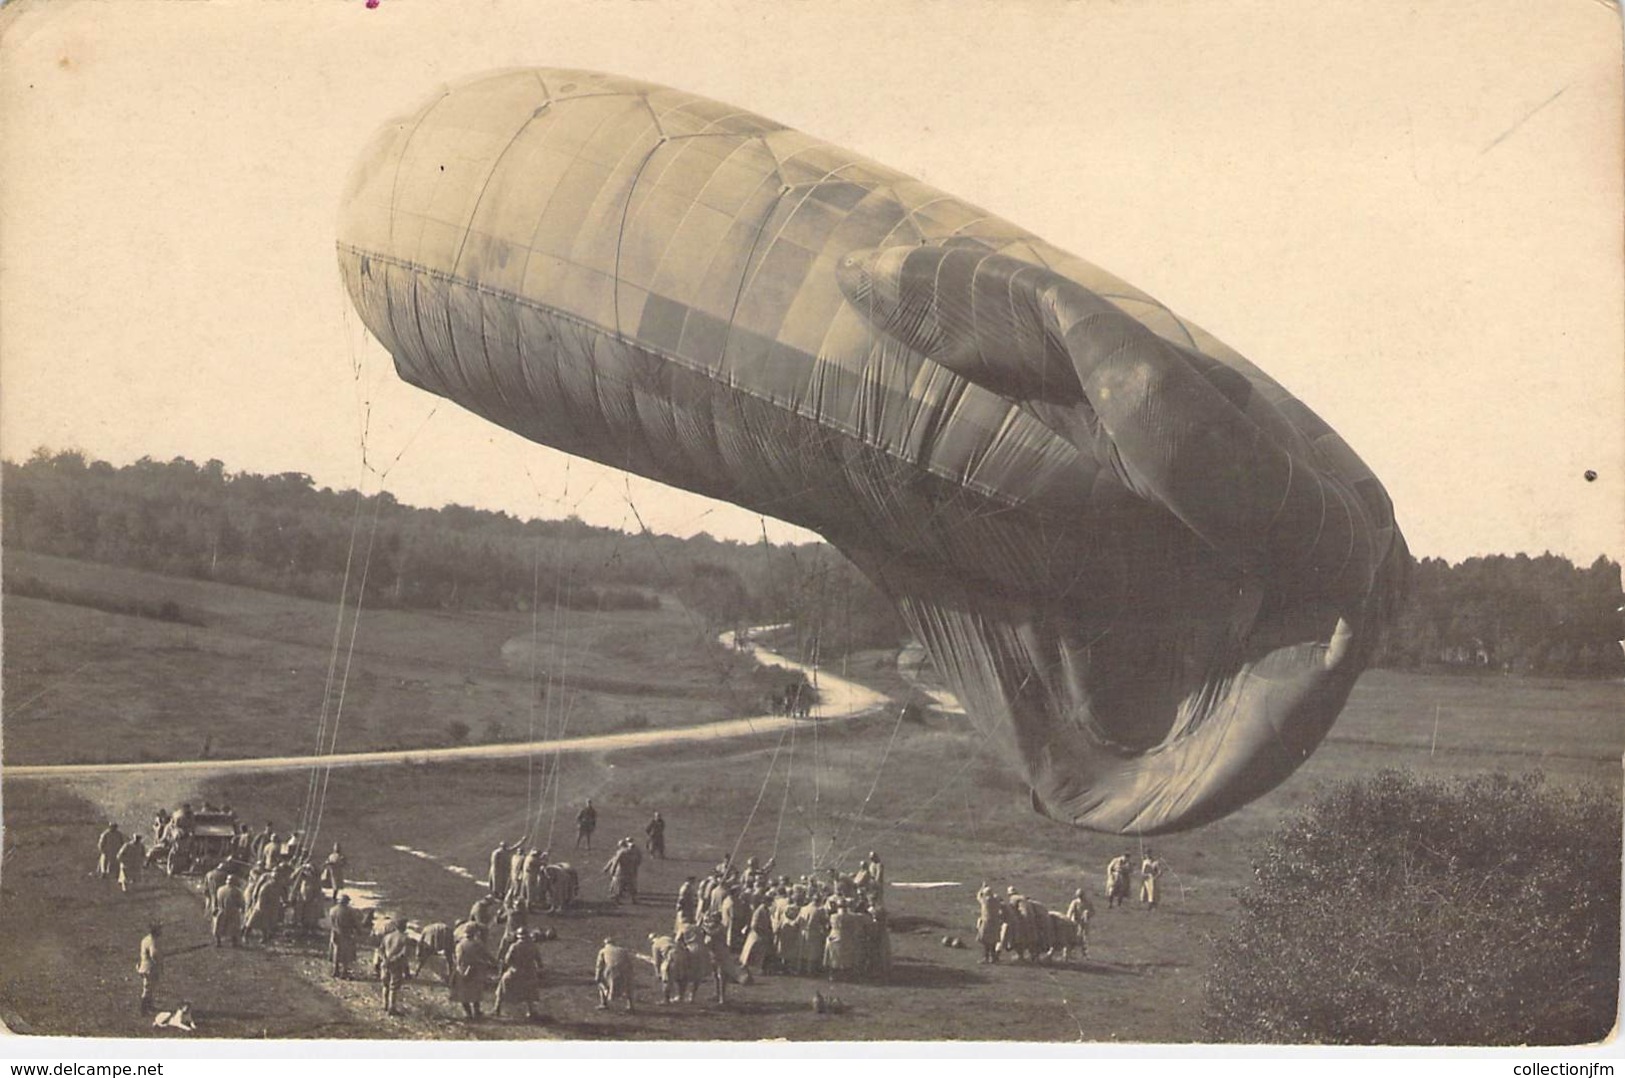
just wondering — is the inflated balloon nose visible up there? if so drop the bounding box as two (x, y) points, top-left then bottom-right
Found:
(337, 68), (1408, 835)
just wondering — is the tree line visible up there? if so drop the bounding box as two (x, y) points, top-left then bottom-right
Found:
(1374, 551), (1623, 677)
(3, 449), (1620, 677)
(0, 449), (906, 655)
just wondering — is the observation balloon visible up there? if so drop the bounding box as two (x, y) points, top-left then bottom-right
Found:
(336, 69), (1409, 835)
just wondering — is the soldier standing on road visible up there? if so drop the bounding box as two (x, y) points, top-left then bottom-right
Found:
(137, 923), (163, 1015)
(575, 799), (597, 850)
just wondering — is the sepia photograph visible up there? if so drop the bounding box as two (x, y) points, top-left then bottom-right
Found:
(1, 0), (1621, 1056)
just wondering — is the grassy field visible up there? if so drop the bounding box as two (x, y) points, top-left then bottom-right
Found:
(2, 555), (1621, 1042)
(2, 550), (774, 767)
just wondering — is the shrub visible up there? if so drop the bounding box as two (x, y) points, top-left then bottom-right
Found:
(445, 720), (471, 746)
(1203, 769), (1620, 1045)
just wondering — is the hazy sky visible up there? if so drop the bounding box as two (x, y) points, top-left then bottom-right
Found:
(3, 0), (1620, 563)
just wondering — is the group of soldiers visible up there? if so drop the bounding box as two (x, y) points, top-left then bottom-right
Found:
(768, 679), (815, 718)
(484, 839), (583, 914)
(967, 849), (1170, 968)
(1104, 849), (1164, 910)
(113, 795), (907, 1026)
(116, 809), (348, 1019)
(654, 850), (894, 991)
(571, 800), (665, 856)
(197, 837), (347, 948)
(973, 884), (1092, 965)
(333, 897), (560, 1021)
(96, 821), (149, 893)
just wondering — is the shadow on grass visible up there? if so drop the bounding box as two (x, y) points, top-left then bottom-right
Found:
(869, 959), (990, 989)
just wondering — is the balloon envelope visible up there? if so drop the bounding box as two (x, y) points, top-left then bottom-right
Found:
(337, 69), (1408, 834)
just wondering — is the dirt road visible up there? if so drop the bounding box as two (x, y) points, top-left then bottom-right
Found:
(6, 631), (890, 780)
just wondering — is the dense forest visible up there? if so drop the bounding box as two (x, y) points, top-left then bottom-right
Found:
(3, 450), (1622, 677)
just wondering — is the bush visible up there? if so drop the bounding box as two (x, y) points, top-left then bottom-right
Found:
(1203, 770), (1620, 1045)
(445, 720), (471, 746)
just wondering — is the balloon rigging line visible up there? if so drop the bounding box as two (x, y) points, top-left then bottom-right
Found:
(512, 453), (569, 841)
(832, 725), (992, 865)
(298, 463), (369, 846)
(730, 721), (793, 866)
(825, 695), (910, 858)
(524, 521), (544, 835)
(309, 490), (388, 853)
(771, 714), (797, 863)
(304, 281), (374, 844)
(368, 404), (440, 483)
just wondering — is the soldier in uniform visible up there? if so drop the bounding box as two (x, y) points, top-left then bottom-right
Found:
(97, 822), (124, 880)
(575, 799), (597, 850)
(213, 873), (245, 947)
(450, 925), (495, 1020)
(644, 812), (666, 859)
(494, 929), (545, 1020)
(137, 923), (163, 1015)
(375, 919), (413, 1016)
(320, 842), (347, 900)
(117, 834), (147, 893)
(328, 894), (361, 978)
(594, 937), (635, 1013)
(1139, 850), (1164, 909)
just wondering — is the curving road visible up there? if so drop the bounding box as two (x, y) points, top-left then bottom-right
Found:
(5, 628), (890, 780)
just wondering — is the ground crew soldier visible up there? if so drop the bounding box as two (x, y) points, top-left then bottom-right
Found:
(117, 834), (147, 893)
(594, 937), (635, 1013)
(575, 799), (597, 850)
(376, 919), (413, 1016)
(328, 894), (360, 979)
(213, 874), (244, 947)
(494, 929), (545, 1020)
(320, 842), (347, 900)
(97, 822), (124, 880)
(489, 839), (516, 899)
(1106, 851), (1133, 909)
(451, 926), (495, 1020)
(644, 812), (666, 859)
(137, 923), (163, 1014)
(202, 861), (230, 916)
(1140, 850), (1163, 909)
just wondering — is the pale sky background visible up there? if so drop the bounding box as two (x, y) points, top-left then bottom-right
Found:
(2, 0), (1621, 563)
